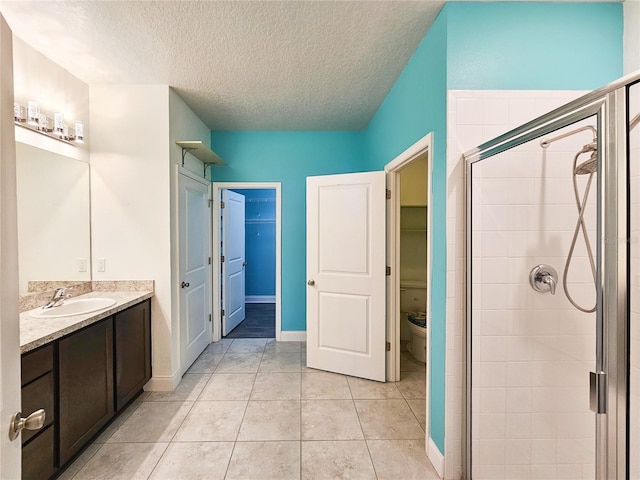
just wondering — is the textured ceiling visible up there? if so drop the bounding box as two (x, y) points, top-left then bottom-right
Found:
(0, 1), (446, 130)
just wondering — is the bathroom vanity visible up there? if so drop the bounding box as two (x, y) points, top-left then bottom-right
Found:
(19, 292), (152, 480)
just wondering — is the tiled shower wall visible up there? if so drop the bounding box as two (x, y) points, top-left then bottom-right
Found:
(445, 90), (591, 479)
(629, 81), (640, 479)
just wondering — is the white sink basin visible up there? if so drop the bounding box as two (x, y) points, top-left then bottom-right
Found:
(29, 298), (117, 319)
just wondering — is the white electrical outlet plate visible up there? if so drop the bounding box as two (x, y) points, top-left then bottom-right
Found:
(97, 258), (106, 272)
(77, 258), (87, 272)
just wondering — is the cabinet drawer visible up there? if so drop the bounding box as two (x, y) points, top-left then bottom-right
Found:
(22, 344), (54, 386)
(21, 372), (55, 445)
(22, 425), (55, 480)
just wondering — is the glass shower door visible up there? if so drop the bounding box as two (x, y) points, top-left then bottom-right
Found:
(467, 114), (602, 479)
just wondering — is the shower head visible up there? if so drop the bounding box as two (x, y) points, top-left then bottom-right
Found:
(574, 143), (598, 175)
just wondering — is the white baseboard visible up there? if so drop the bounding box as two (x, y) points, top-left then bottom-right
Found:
(144, 370), (181, 392)
(246, 295), (276, 303)
(280, 330), (306, 342)
(427, 437), (445, 478)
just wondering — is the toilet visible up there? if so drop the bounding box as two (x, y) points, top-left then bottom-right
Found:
(404, 312), (427, 363)
(400, 285), (427, 363)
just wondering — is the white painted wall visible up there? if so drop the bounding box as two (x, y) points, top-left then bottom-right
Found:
(445, 90), (588, 479)
(624, 0), (640, 74)
(90, 86), (210, 390)
(168, 88), (209, 376)
(90, 85), (174, 389)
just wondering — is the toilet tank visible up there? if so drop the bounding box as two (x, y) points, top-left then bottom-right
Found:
(400, 284), (427, 313)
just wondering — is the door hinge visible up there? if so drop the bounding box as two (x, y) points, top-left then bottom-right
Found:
(221, 201), (225, 209)
(386, 189), (391, 200)
(208, 257), (212, 265)
(386, 266), (391, 276)
(221, 309), (225, 317)
(208, 199), (212, 208)
(221, 255), (225, 263)
(209, 313), (212, 323)
(590, 371), (607, 414)
(386, 342), (391, 352)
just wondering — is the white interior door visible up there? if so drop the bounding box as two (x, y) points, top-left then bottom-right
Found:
(179, 171), (212, 374)
(306, 171), (386, 382)
(222, 190), (246, 336)
(0, 15), (22, 477)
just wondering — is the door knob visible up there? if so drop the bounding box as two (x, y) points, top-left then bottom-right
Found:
(181, 281), (190, 288)
(242, 262), (248, 267)
(9, 409), (45, 441)
(307, 279), (315, 286)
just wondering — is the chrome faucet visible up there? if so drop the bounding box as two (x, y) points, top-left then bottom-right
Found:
(42, 287), (72, 309)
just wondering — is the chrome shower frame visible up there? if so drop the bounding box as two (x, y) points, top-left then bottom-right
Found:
(463, 71), (640, 480)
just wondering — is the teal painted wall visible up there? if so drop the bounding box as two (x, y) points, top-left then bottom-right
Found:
(362, 8), (449, 454)
(231, 189), (277, 298)
(210, 131), (366, 331)
(446, 2), (623, 90)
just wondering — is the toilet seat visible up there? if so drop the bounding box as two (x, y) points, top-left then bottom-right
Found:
(406, 311), (427, 328)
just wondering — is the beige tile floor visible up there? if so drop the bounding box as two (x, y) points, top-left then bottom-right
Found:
(60, 339), (438, 480)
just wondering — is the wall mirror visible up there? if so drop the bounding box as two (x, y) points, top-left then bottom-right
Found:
(16, 142), (91, 296)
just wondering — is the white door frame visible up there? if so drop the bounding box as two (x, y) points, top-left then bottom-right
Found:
(384, 132), (433, 437)
(176, 165), (213, 375)
(211, 182), (282, 341)
(0, 15), (21, 477)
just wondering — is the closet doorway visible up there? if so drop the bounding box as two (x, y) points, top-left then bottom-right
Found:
(211, 182), (282, 341)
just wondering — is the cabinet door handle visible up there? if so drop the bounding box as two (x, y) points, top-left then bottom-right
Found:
(9, 409), (45, 441)
(181, 282), (190, 288)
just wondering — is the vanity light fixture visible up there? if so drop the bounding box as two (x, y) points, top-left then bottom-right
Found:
(13, 101), (85, 146)
(39, 114), (52, 133)
(14, 103), (25, 123)
(54, 113), (65, 137)
(73, 121), (84, 143)
(27, 101), (39, 126)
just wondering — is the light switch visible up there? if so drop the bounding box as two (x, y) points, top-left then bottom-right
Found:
(97, 258), (106, 272)
(77, 258), (87, 272)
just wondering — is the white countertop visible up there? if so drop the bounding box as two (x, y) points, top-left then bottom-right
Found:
(20, 290), (153, 354)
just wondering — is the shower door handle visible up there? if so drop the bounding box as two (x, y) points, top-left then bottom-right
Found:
(589, 371), (606, 414)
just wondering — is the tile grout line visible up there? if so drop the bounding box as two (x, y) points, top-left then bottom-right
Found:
(144, 379), (204, 479)
(346, 375), (379, 479)
(223, 339), (264, 479)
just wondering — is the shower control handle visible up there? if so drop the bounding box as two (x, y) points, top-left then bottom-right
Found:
(529, 264), (558, 295)
(542, 275), (556, 295)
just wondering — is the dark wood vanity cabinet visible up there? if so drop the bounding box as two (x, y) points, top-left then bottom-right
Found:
(115, 300), (151, 410)
(21, 344), (55, 480)
(58, 317), (114, 465)
(20, 298), (151, 479)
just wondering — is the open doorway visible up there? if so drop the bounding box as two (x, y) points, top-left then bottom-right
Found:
(211, 182), (282, 342)
(384, 132), (433, 451)
(226, 188), (276, 338)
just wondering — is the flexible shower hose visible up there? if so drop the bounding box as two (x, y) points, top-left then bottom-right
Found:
(563, 149), (597, 313)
